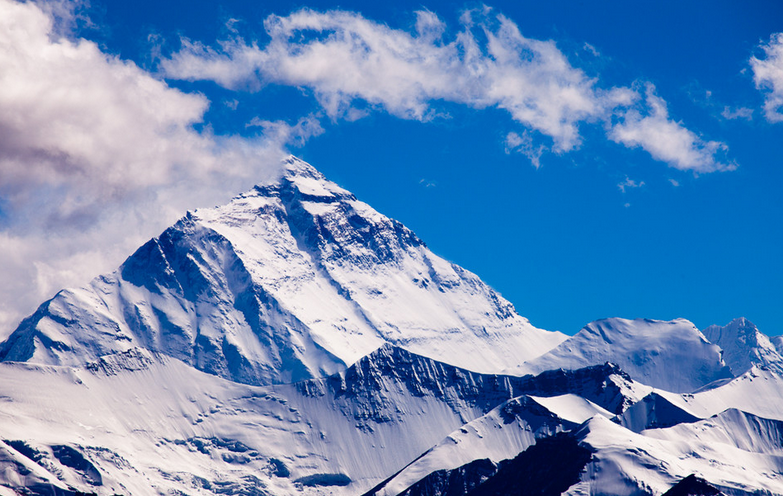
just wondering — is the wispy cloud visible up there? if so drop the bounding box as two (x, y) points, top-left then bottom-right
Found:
(617, 176), (645, 193)
(163, 8), (631, 153)
(0, 0), (292, 331)
(583, 42), (600, 57)
(720, 106), (754, 121)
(608, 84), (735, 173)
(162, 8), (730, 172)
(751, 33), (783, 123)
(505, 131), (546, 169)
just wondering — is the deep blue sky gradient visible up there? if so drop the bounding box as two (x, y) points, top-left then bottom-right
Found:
(79, 0), (782, 335)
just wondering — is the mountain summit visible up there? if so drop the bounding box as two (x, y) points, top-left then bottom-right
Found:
(0, 157), (565, 385)
(702, 317), (783, 375)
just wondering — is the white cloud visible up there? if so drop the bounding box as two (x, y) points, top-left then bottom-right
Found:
(505, 131), (546, 169)
(609, 84), (734, 173)
(246, 114), (326, 147)
(617, 176), (644, 193)
(583, 42), (600, 57)
(162, 8), (728, 171)
(162, 8), (631, 153)
(751, 33), (783, 122)
(721, 106), (753, 121)
(0, 0), (290, 332)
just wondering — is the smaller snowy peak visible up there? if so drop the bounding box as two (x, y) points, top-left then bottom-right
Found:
(662, 474), (724, 496)
(616, 392), (701, 433)
(702, 317), (783, 376)
(515, 318), (732, 393)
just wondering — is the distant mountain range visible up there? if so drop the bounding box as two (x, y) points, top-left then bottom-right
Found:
(0, 157), (781, 496)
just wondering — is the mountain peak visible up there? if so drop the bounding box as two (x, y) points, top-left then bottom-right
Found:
(0, 157), (565, 385)
(281, 155), (324, 180)
(702, 318), (782, 376)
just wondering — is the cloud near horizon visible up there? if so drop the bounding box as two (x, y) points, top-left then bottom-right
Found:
(162, 7), (731, 172)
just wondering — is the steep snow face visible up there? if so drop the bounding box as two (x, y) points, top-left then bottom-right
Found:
(683, 366), (783, 421)
(514, 318), (732, 393)
(371, 394), (608, 496)
(367, 365), (644, 496)
(0, 157), (565, 384)
(702, 318), (783, 376)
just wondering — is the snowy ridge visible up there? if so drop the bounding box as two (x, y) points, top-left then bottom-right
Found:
(1, 330), (783, 495)
(0, 346), (526, 495)
(568, 410), (783, 496)
(511, 317), (732, 393)
(0, 156), (565, 385)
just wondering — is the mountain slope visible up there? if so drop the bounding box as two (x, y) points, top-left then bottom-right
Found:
(0, 346), (528, 495)
(0, 156), (565, 385)
(0, 345), (653, 496)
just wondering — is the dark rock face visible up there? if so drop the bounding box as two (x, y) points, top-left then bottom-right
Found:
(662, 474), (724, 496)
(296, 345), (638, 427)
(468, 433), (592, 496)
(513, 363), (635, 415)
(51, 445), (102, 486)
(294, 473), (352, 487)
(387, 433), (592, 496)
(398, 459), (498, 496)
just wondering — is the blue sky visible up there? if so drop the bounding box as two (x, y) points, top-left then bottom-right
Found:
(0, 0), (781, 336)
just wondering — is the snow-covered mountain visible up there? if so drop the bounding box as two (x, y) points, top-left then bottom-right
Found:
(510, 317), (732, 393)
(702, 317), (783, 375)
(0, 157), (565, 385)
(0, 157), (781, 496)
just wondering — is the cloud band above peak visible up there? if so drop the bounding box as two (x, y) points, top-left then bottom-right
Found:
(162, 7), (732, 173)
